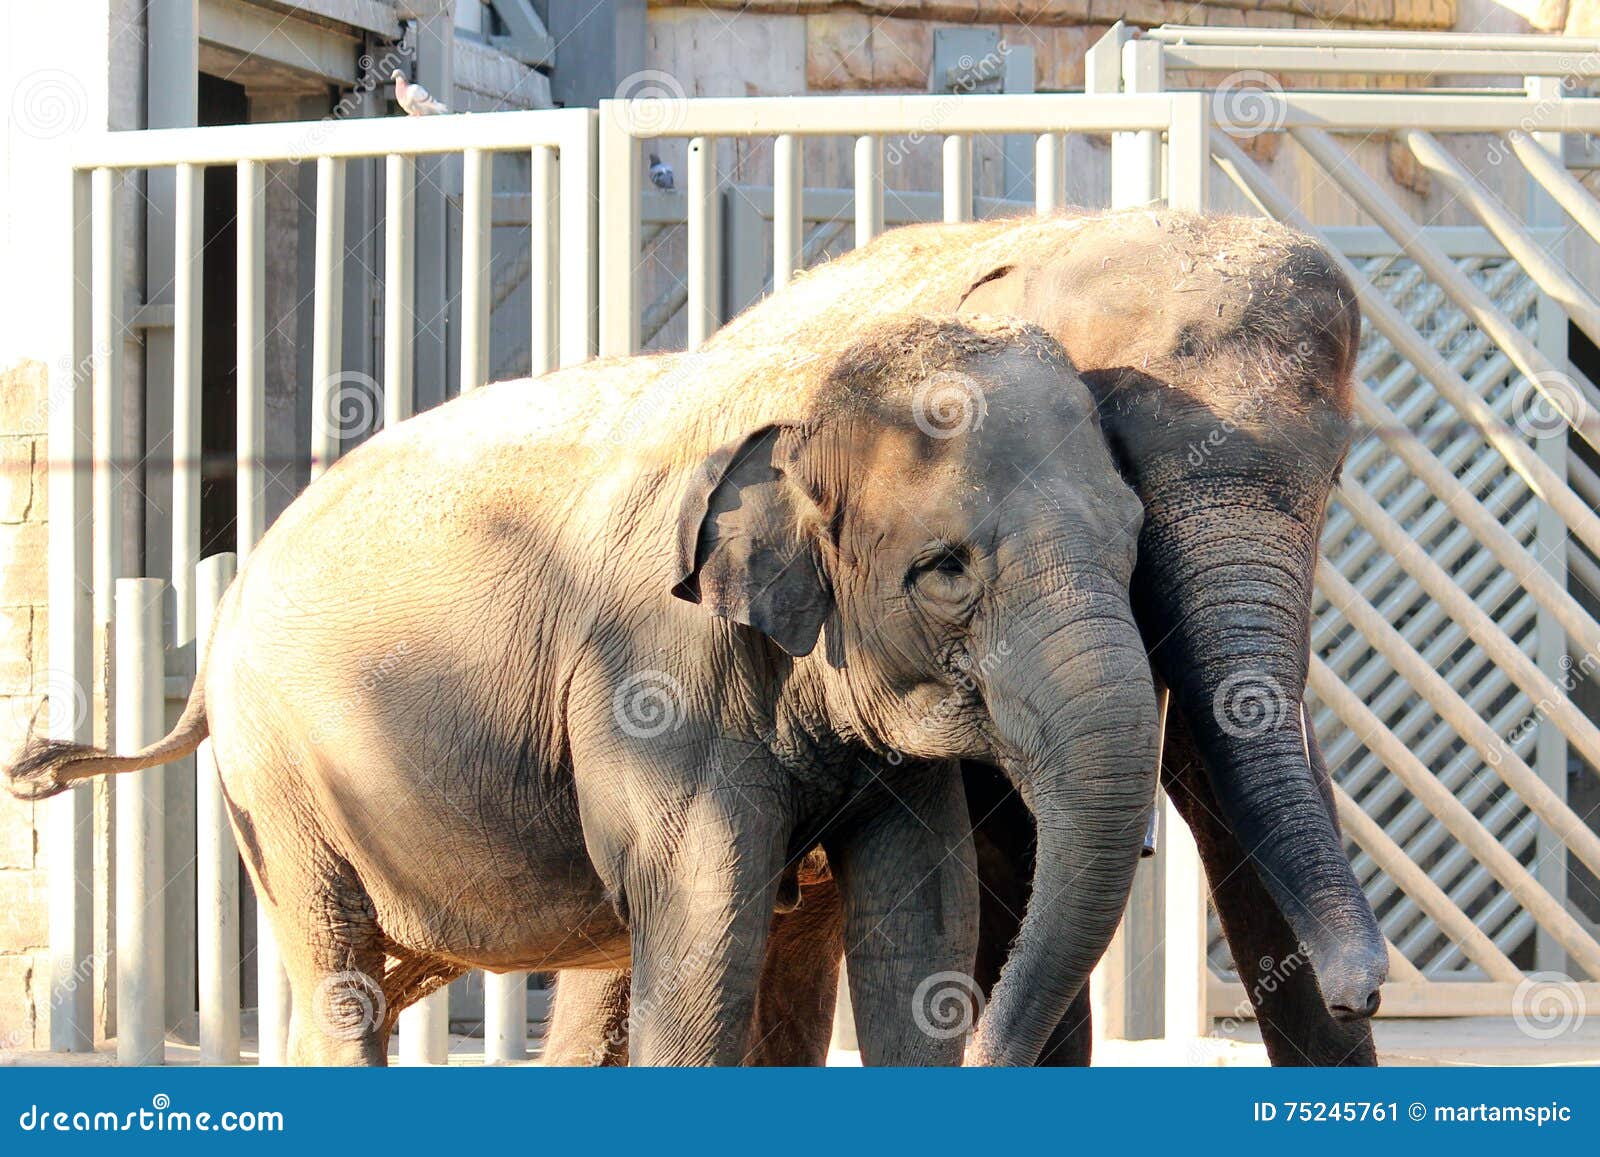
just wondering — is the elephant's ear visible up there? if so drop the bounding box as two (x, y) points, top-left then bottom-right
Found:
(672, 424), (833, 658)
(955, 263), (1025, 316)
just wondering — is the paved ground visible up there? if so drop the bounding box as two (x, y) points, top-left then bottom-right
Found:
(4, 1017), (1597, 1067)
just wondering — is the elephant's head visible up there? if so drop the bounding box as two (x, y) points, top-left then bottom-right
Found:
(674, 316), (1160, 1064)
(959, 211), (1387, 1019)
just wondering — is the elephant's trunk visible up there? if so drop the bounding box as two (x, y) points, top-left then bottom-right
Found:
(1138, 500), (1386, 1019)
(966, 586), (1159, 1065)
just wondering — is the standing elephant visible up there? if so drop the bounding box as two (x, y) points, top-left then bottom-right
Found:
(548, 209), (1386, 1067)
(7, 316), (1159, 1066)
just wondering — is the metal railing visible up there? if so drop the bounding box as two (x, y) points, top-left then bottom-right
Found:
(50, 106), (595, 1063)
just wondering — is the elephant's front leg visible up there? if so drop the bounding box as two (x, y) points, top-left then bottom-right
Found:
(822, 762), (978, 1065)
(623, 792), (791, 1066)
(1163, 705), (1377, 1067)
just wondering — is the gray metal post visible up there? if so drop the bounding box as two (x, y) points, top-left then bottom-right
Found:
(1527, 73), (1572, 977)
(195, 554), (240, 1063)
(115, 578), (166, 1065)
(48, 167), (97, 1052)
(412, 12), (454, 409)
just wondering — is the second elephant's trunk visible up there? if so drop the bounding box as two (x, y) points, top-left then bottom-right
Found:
(1139, 501), (1387, 1019)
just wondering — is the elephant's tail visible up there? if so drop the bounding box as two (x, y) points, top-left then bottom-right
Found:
(5, 643), (213, 804)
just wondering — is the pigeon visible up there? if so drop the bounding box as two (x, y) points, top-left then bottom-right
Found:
(392, 70), (448, 117)
(648, 153), (675, 191)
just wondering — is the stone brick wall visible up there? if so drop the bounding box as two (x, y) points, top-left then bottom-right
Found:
(0, 359), (51, 1051)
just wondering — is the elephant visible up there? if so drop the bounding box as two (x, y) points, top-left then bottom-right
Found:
(548, 208), (1387, 1067)
(7, 314), (1160, 1067)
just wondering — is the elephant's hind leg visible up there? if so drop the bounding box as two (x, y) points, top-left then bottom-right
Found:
(544, 969), (632, 1065)
(746, 860), (844, 1066)
(265, 852), (392, 1066)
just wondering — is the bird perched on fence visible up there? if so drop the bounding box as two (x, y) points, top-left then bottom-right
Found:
(393, 70), (448, 116)
(649, 153), (675, 191)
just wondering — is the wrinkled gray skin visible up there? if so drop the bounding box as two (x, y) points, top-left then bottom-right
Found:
(6, 316), (1157, 1067)
(551, 209), (1387, 1067)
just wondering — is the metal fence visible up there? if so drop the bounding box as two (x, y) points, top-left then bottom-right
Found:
(49, 107), (594, 1063)
(39, 28), (1600, 1063)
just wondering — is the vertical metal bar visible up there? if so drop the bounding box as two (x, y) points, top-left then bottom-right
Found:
(384, 154), (415, 427)
(172, 163), (203, 647)
(686, 136), (719, 350)
(311, 156), (347, 477)
(773, 133), (803, 289)
(1166, 93), (1211, 213)
(1114, 39), (1163, 209)
(530, 146), (558, 375)
(236, 160), (267, 554)
(195, 553), (240, 1064)
(237, 158), (288, 1064)
(1528, 73), (1571, 975)
(942, 135), (971, 224)
(483, 974), (526, 1064)
(1161, 786), (1208, 1042)
(597, 110), (640, 358)
(91, 168), (123, 630)
(48, 166), (96, 1052)
(559, 110), (598, 367)
(854, 135), (883, 248)
(115, 578), (166, 1065)
(460, 147), (493, 391)
(399, 989), (449, 1065)
(1034, 133), (1064, 214)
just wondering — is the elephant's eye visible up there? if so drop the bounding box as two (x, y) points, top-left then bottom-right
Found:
(908, 547), (975, 601)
